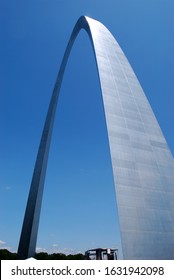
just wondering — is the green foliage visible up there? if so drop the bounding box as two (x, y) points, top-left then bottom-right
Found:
(0, 249), (17, 260)
(35, 252), (85, 260)
(35, 252), (49, 260)
(0, 249), (85, 260)
(66, 253), (85, 260)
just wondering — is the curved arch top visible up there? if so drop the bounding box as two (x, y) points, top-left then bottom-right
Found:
(17, 16), (174, 260)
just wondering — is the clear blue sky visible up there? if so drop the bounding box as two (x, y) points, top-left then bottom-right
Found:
(0, 0), (173, 257)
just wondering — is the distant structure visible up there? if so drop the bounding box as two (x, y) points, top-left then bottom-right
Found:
(85, 248), (118, 260)
(17, 16), (174, 260)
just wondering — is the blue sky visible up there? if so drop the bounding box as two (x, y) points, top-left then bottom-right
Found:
(0, 0), (173, 257)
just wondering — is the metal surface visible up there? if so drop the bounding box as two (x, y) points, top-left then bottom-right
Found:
(17, 16), (174, 259)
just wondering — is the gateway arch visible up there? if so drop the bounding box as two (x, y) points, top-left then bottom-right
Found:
(17, 16), (174, 259)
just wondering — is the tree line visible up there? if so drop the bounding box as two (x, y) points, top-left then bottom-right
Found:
(0, 249), (85, 260)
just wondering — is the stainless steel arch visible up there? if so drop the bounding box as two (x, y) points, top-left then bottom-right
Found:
(17, 16), (174, 259)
